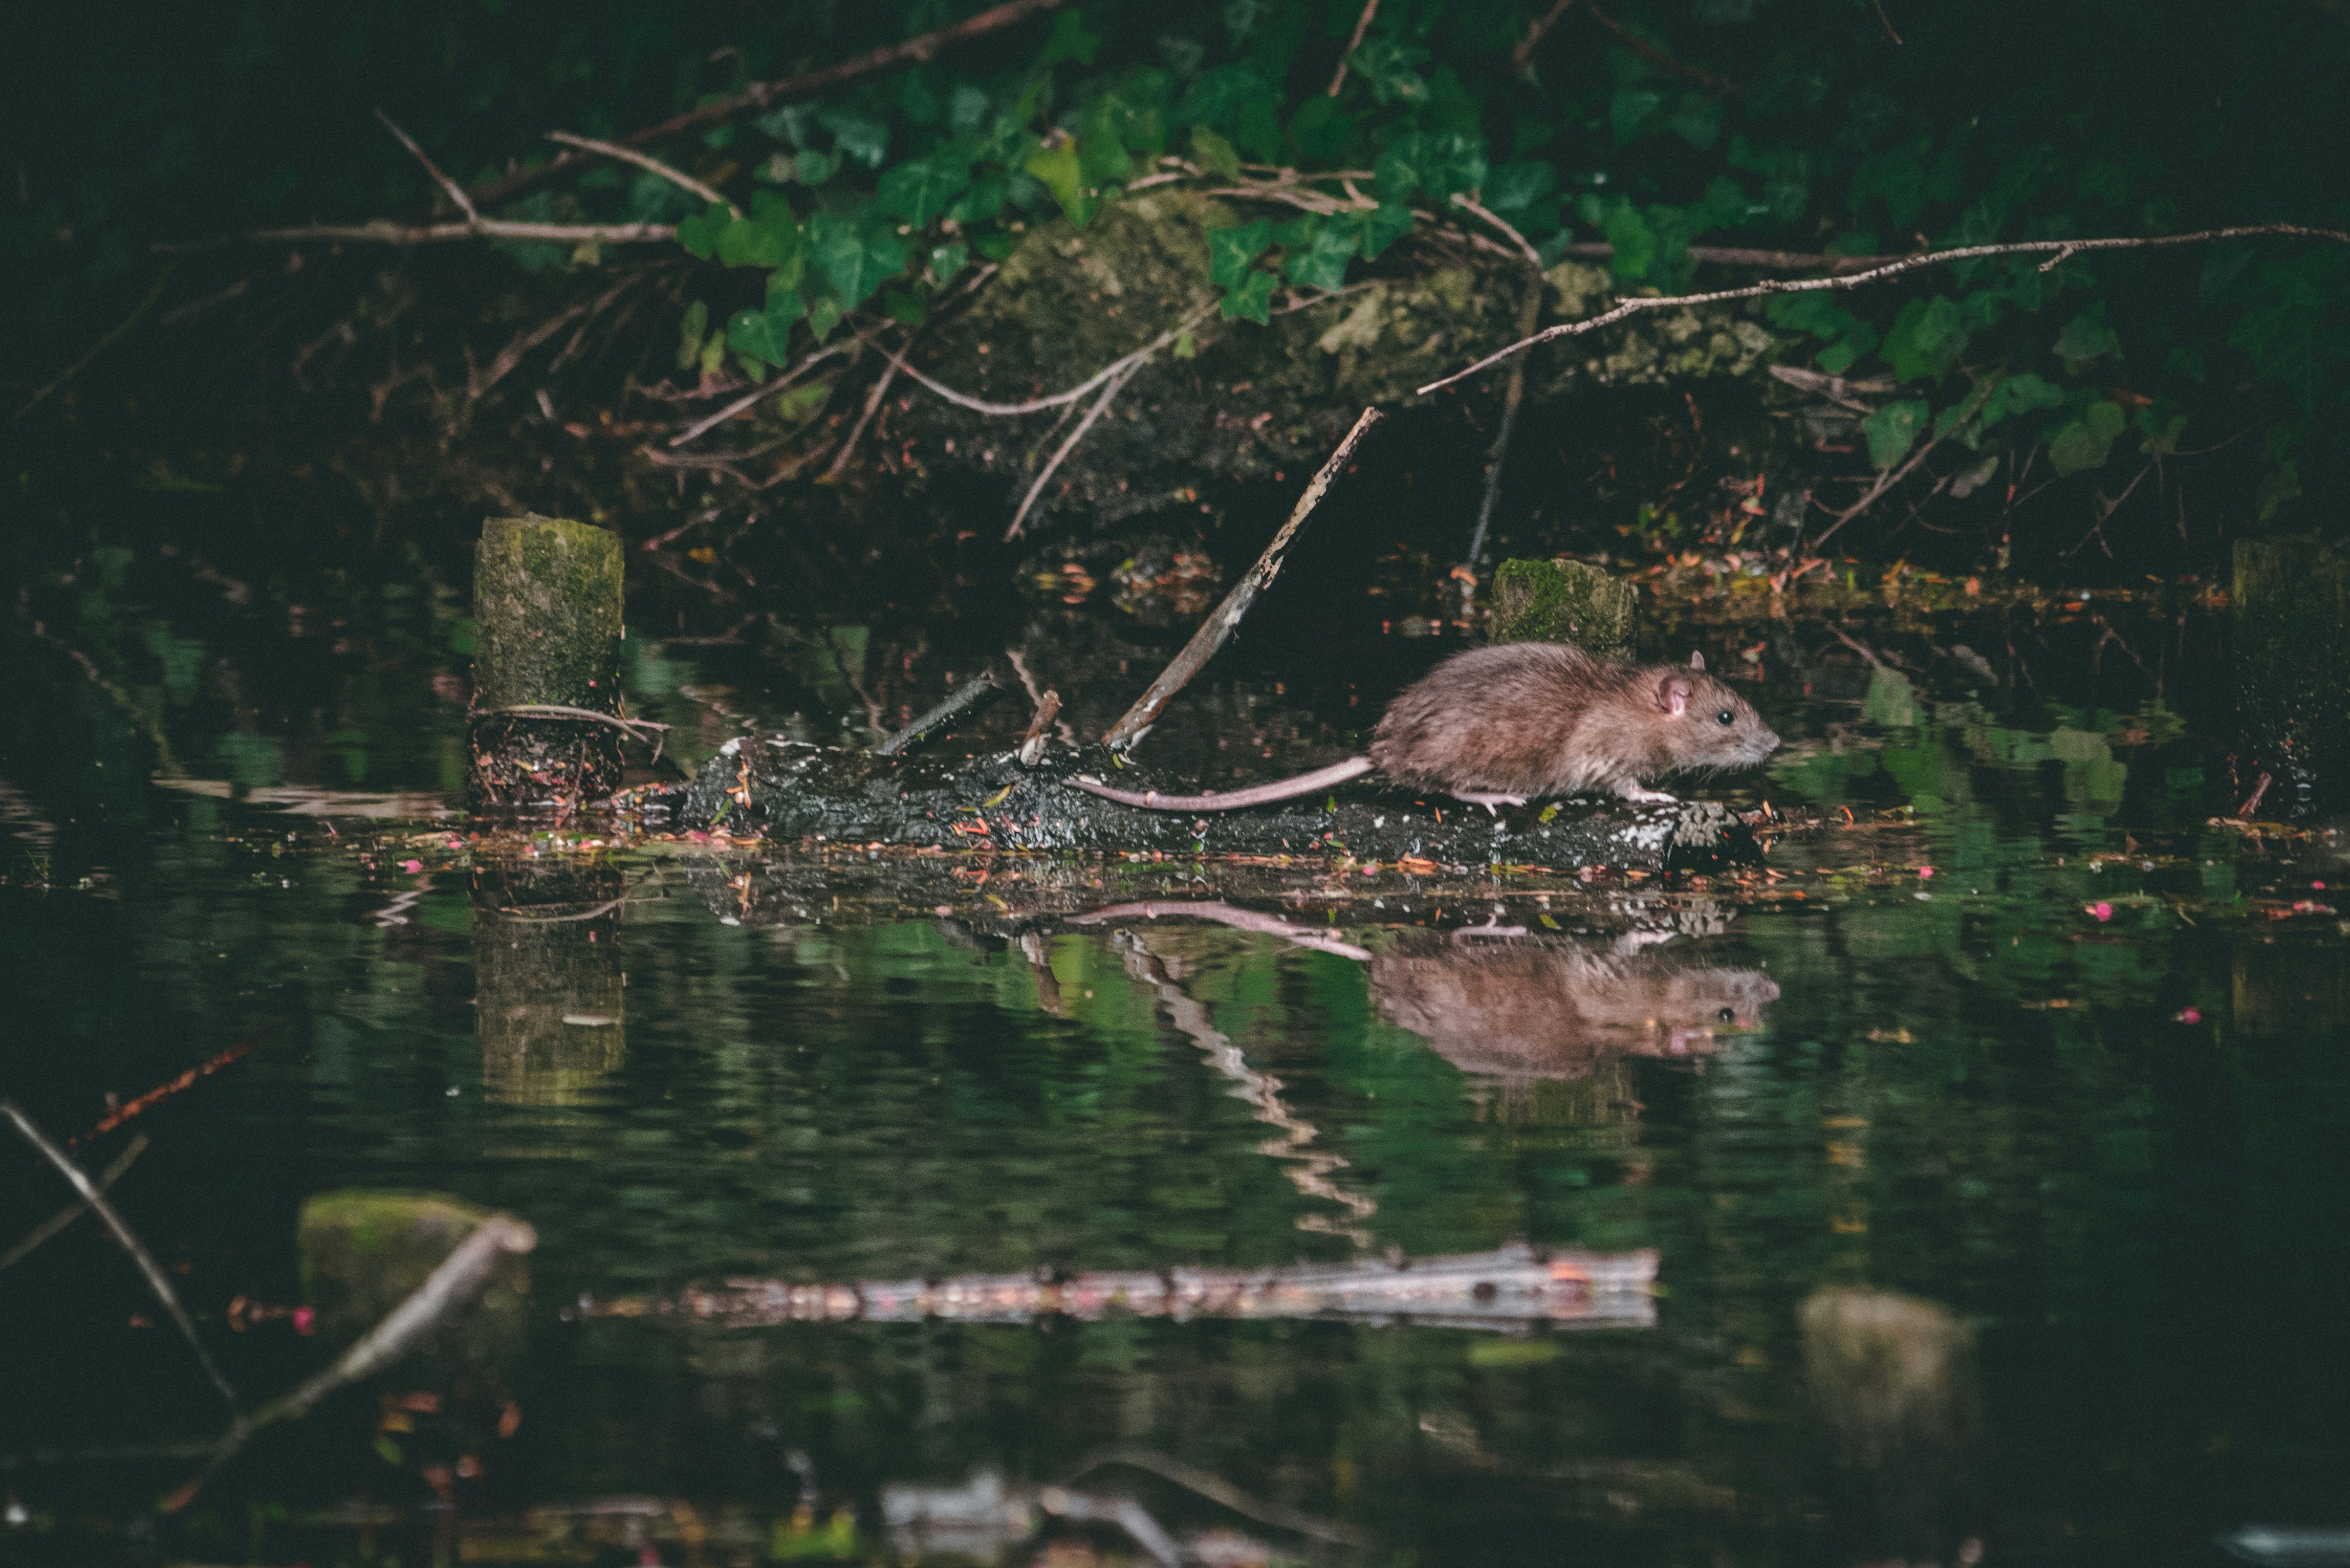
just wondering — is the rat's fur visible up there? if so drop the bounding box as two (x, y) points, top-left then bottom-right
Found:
(1073, 642), (1779, 811)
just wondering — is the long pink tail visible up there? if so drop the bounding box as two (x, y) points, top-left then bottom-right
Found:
(1067, 756), (1377, 812)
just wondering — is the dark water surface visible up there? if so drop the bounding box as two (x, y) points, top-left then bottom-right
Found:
(4, 518), (2348, 1567)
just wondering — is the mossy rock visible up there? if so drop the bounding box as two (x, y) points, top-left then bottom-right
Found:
(1490, 558), (1638, 657)
(298, 1191), (530, 1362)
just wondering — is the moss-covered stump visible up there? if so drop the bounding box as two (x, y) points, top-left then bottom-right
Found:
(471, 859), (625, 1105)
(469, 514), (625, 810)
(297, 1191), (531, 1365)
(2232, 535), (2350, 817)
(1491, 557), (1639, 656)
(679, 737), (1752, 872)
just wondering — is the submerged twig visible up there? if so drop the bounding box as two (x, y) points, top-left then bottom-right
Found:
(0, 1134), (148, 1274)
(1060, 1445), (1367, 1548)
(1, 1103), (237, 1412)
(876, 678), (1007, 756)
(163, 1213), (537, 1512)
(1101, 406), (1382, 751)
(1418, 224), (2350, 397)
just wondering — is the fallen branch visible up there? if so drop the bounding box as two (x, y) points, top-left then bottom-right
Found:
(163, 1212), (537, 1512)
(1100, 406), (1382, 750)
(894, 301), (1213, 418)
(376, 109), (478, 222)
(0, 1134), (148, 1274)
(875, 677), (1007, 756)
(1451, 193), (1543, 268)
(472, 0), (1076, 210)
(1513, 0), (1579, 70)
(1418, 223), (2350, 396)
(12, 264), (175, 421)
(156, 217), (673, 253)
(1, 1103), (237, 1412)
(825, 340), (905, 479)
(545, 130), (739, 217)
(1005, 355), (1146, 540)
(484, 703), (670, 744)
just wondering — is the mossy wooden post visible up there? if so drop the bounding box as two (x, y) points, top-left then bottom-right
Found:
(472, 858), (625, 1105)
(469, 514), (624, 809)
(1490, 557), (1637, 658)
(2232, 535), (2350, 818)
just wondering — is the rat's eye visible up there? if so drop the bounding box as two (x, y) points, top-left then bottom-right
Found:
(1717, 1007), (1736, 1023)
(1715, 710), (1735, 726)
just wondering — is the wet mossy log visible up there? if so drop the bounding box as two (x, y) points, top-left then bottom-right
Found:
(679, 739), (1752, 873)
(469, 514), (625, 809)
(1491, 558), (1639, 656)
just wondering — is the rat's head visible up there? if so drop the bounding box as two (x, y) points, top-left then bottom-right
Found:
(1653, 651), (1780, 771)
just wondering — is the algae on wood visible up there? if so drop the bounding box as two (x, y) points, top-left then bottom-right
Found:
(468, 514), (625, 809)
(298, 1191), (530, 1366)
(1491, 557), (1639, 657)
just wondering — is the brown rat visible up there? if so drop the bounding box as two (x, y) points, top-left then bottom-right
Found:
(1072, 641), (1780, 812)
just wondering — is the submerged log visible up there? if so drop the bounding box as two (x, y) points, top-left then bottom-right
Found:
(468, 513), (629, 809)
(676, 737), (1753, 872)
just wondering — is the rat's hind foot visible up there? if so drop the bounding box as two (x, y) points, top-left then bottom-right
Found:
(1452, 791), (1528, 816)
(1616, 786), (1678, 805)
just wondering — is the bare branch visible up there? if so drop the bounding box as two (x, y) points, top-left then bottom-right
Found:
(2, 1103), (238, 1412)
(1811, 431), (1942, 551)
(1450, 193), (1543, 268)
(546, 131), (741, 217)
(0, 1133), (147, 1273)
(1327, 0), (1381, 95)
(1418, 224), (2350, 396)
(1583, 3), (1740, 95)
(473, 0), (1076, 210)
(375, 110), (478, 224)
(826, 343), (905, 479)
(1101, 407), (1383, 749)
(156, 218), (673, 253)
(895, 300), (1214, 417)
(1006, 356), (1146, 540)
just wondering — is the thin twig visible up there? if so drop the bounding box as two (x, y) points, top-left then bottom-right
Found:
(1, 1103), (237, 1412)
(376, 110), (479, 223)
(1006, 357), (1146, 540)
(1326, 0), (1381, 95)
(1101, 406), (1383, 750)
(1513, 0), (1579, 70)
(1417, 224), (2350, 396)
(481, 704), (670, 745)
(472, 0), (1076, 210)
(825, 343), (904, 480)
(1583, 1), (1739, 94)
(896, 301), (1213, 417)
(668, 343), (850, 446)
(1465, 281), (1544, 570)
(0, 1134), (148, 1274)
(876, 678), (1007, 756)
(1017, 689), (1061, 765)
(156, 217), (673, 253)
(163, 1214), (537, 1512)
(545, 130), (739, 217)
(12, 264), (175, 421)
(1060, 1445), (1367, 1548)
(1450, 193), (1543, 268)
(1870, 0), (1904, 45)
(1811, 431), (1941, 551)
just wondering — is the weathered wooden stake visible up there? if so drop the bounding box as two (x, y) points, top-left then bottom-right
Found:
(1490, 557), (1637, 658)
(468, 514), (625, 808)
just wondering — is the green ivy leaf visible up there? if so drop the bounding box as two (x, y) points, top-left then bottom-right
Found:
(1861, 400), (1930, 469)
(807, 294), (844, 342)
(1974, 370), (2064, 433)
(1374, 131), (1489, 203)
(1882, 295), (1967, 383)
(808, 212), (907, 307)
(1282, 223), (1357, 291)
(2047, 399), (2126, 475)
(716, 206), (802, 271)
(1189, 124), (1243, 180)
(1221, 268), (1277, 323)
(775, 381), (831, 423)
(2053, 310), (2121, 374)
(726, 285), (806, 367)
(876, 157), (973, 227)
(1022, 139), (1092, 226)
(883, 286), (927, 328)
(1286, 96), (1355, 163)
(1208, 220), (1274, 287)
(1347, 36), (1431, 105)
(675, 201), (731, 260)
(676, 299), (708, 370)
(1602, 203), (1657, 279)
(1484, 160), (1558, 219)
(928, 242), (969, 285)
(1609, 86), (1665, 145)
(947, 169), (1009, 227)
(1038, 8), (1101, 68)
(1078, 101), (1135, 187)
(795, 149), (841, 186)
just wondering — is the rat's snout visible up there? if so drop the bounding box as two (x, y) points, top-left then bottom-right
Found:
(1747, 724), (1781, 761)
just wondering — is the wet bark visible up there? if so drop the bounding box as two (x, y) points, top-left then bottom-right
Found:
(468, 514), (626, 809)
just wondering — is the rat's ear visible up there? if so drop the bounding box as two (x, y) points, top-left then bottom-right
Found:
(1659, 674), (1692, 716)
(1689, 650), (1705, 670)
